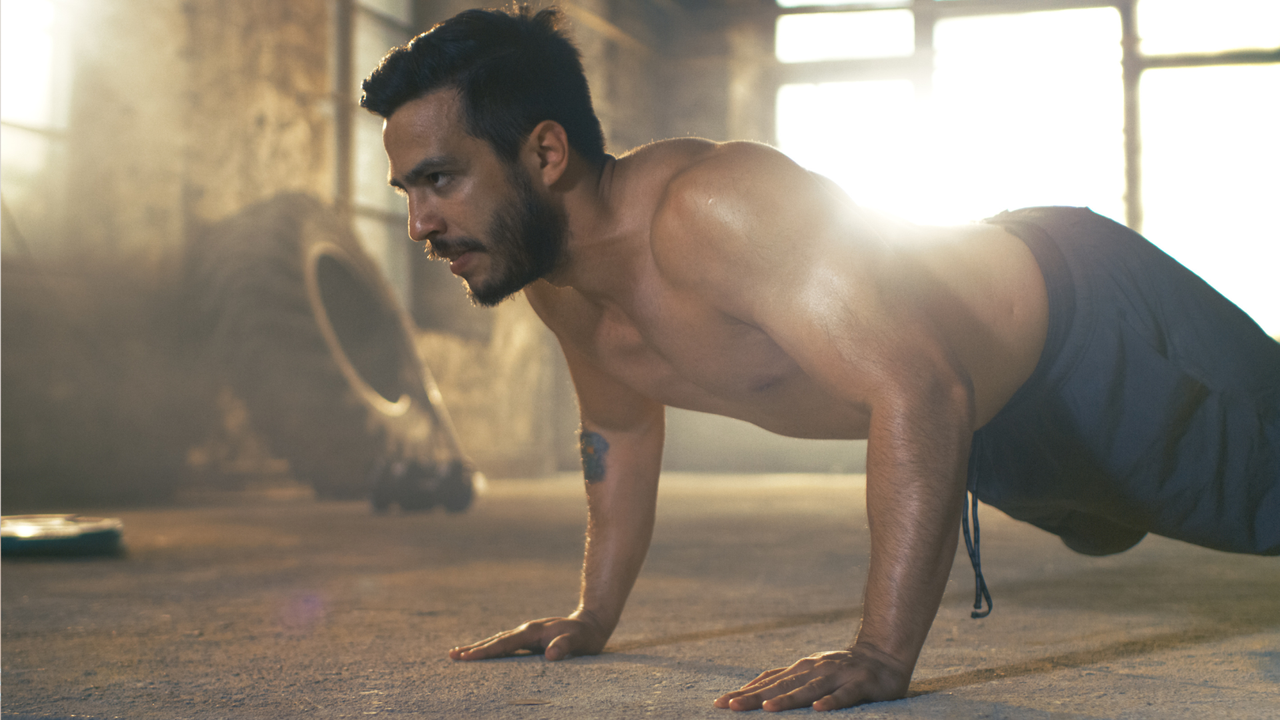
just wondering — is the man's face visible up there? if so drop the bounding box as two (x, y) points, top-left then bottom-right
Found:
(459, 165), (566, 306)
(383, 90), (566, 306)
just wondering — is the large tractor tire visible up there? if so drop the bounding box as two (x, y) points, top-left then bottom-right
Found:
(193, 193), (473, 504)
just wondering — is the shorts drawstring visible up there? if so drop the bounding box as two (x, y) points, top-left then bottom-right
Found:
(961, 487), (993, 618)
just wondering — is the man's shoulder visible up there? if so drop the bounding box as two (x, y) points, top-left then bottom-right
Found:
(618, 136), (738, 169)
(644, 141), (827, 286)
(648, 141), (818, 231)
(622, 139), (791, 200)
(649, 140), (790, 194)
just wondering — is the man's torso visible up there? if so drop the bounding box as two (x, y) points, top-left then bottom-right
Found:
(526, 139), (1049, 438)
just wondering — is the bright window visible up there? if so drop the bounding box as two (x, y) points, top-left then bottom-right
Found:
(1, 0), (57, 128)
(1138, 0), (1280, 55)
(1141, 63), (1280, 335)
(776, 10), (915, 63)
(1, 0), (68, 255)
(777, 8), (1123, 225)
(352, 0), (416, 304)
(927, 9), (1124, 224)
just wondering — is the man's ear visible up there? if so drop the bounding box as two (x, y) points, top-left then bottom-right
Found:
(522, 120), (570, 188)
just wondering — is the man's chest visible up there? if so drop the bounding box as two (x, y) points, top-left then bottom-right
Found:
(542, 286), (867, 439)
(591, 296), (793, 404)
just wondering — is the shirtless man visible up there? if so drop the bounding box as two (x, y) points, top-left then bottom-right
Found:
(361, 6), (1280, 712)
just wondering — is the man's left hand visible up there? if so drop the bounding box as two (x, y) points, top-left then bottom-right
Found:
(713, 646), (911, 712)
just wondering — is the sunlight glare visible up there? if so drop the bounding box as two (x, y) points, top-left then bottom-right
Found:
(776, 80), (921, 216)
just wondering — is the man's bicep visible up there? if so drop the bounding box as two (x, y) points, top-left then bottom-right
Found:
(743, 244), (939, 412)
(558, 339), (664, 435)
(559, 341), (664, 500)
(525, 285), (664, 435)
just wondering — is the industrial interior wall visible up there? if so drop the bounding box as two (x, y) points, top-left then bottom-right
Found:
(3, 0), (339, 507)
(55, 0), (336, 274)
(58, 0), (188, 278)
(182, 0), (336, 226)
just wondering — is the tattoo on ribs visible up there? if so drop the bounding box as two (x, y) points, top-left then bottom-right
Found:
(580, 430), (610, 484)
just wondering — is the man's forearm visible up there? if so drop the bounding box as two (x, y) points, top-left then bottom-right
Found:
(710, 383), (972, 713)
(855, 379), (972, 671)
(574, 410), (665, 637)
(443, 409), (663, 663)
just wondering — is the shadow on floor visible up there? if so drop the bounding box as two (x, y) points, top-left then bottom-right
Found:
(909, 620), (1274, 696)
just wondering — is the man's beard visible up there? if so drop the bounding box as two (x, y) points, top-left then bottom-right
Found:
(464, 169), (567, 307)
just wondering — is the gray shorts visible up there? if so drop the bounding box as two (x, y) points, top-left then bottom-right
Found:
(971, 207), (1280, 556)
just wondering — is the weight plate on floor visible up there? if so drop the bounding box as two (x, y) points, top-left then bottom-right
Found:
(1, 515), (124, 557)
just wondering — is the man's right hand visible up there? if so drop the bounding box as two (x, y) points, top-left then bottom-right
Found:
(449, 612), (609, 662)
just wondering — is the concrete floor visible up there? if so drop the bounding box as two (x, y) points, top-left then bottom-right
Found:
(3, 473), (1278, 719)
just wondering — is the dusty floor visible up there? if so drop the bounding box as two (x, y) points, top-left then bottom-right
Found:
(3, 473), (1278, 719)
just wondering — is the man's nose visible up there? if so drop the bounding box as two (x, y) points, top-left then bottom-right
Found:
(408, 198), (445, 243)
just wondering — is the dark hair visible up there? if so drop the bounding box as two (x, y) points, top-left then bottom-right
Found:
(361, 5), (607, 168)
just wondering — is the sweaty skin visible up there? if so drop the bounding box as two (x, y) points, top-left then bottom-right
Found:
(384, 90), (1049, 712)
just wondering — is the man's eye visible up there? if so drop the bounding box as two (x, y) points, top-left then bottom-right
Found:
(428, 173), (450, 188)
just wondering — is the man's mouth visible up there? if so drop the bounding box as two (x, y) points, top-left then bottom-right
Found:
(427, 240), (483, 263)
(448, 250), (479, 276)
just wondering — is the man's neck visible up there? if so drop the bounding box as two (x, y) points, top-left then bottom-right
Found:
(541, 153), (645, 302)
